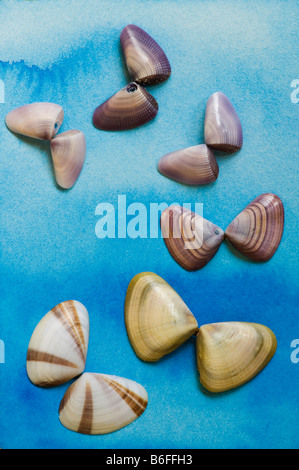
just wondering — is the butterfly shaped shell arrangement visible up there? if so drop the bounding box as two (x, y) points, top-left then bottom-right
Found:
(26, 301), (148, 434)
(93, 24), (171, 131)
(160, 193), (284, 271)
(125, 272), (277, 393)
(158, 91), (243, 186)
(5, 102), (86, 189)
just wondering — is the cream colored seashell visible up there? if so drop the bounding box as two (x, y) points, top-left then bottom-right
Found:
(26, 300), (89, 387)
(196, 322), (277, 393)
(50, 130), (86, 189)
(59, 372), (148, 434)
(125, 272), (198, 361)
(5, 102), (64, 140)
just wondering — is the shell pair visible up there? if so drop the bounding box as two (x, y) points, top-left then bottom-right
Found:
(125, 272), (277, 393)
(160, 192), (284, 271)
(5, 102), (86, 189)
(158, 92), (243, 185)
(93, 24), (171, 131)
(26, 300), (148, 434)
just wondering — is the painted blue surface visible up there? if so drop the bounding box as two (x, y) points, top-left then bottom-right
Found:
(0, 0), (298, 449)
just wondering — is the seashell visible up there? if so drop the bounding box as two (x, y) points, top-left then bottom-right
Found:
(196, 322), (277, 393)
(225, 193), (284, 261)
(160, 205), (224, 271)
(26, 300), (89, 387)
(5, 102), (64, 140)
(158, 144), (219, 185)
(204, 92), (243, 152)
(92, 82), (158, 131)
(50, 130), (86, 189)
(125, 272), (198, 361)
(59, 372), (148, 434)
(120, 24), (171, 86)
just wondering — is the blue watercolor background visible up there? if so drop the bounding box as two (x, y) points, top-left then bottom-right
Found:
(0, 0), (298, 449)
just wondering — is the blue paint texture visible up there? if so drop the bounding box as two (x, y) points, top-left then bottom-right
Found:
(0, 0), (298, 449)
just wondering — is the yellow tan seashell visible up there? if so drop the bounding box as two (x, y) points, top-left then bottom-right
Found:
(5, 102), (64, 140)
(59, 372), (148, 434)
(125, 272), (198, 361)
(196, 321), (277, 393)
(26, 300), (89, 387)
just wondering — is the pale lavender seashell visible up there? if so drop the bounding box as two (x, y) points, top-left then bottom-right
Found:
(204, 92), (243, 152)
(158, 144), (219, 185)
(50, 130), (86, 189)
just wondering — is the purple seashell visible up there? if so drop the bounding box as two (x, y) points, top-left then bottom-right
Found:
(204, 92), (243, 152)
(158, 144), (219, 186)
(92, 82), (158, 131)
(225, 193), (284, 261)
(120, 24), (171, 86)
(160, 205), (224, 271)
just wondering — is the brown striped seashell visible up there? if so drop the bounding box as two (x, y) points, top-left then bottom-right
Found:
(158, 144), (219, 185)
(204, 92), (243, 152)
(225, 193), (284, 261)
(5, 102), (64, 140)
(196, 322), (277, 393)
(120, 24), (171, 86)
(50, 130), (86, 189)
(92, 82), (158, 131)
(59, 372), (148, 434)
(26, 300), (89, 387)
(125, 272), (198, 362)
(160, 205), (224, 271)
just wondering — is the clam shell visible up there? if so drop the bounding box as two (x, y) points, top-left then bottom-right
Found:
(125, 272), (198, 361)
(26, 300), (89, 387)
(92, 82), (158, 131)
(204, 92), (243, 152)
(50, 130), (86, 189)
(158, 144), (219, 185)
(120, 24), (171, 86)
(59, 372), (148, 434)
(160, 206), (224, 271)
(196, 322), (277, 393)
(5, 102), (64, 140)
(225, 193), (284, 261)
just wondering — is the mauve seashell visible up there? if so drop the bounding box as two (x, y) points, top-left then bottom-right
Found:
(125, 272), (198, 362)
(5, 102), (64, 140)
(92, 82), (158, 131)
(59, 372), (148, 434)
(160, 206), (224, 271)
(26, 300), (89, 387)
(120, 24), (171, 86)
(158, 144), (219, 185)
(50, 130), (86, 189)
(204, 92), (243, 152)
(225, 193), (284, 261)
(196, 322), (277, 393)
